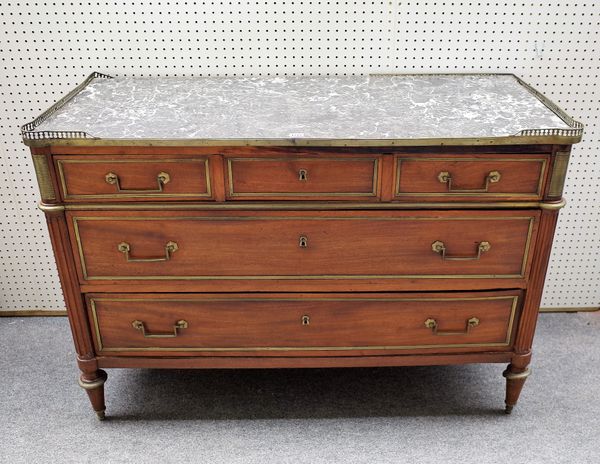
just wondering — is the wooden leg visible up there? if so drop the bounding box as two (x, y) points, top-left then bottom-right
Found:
(78, 369), (108, 420)
(502, 364), (531, 414)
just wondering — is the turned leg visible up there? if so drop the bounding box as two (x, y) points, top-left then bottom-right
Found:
(78, 369), (108, 420)
(502, 364), (531, 414)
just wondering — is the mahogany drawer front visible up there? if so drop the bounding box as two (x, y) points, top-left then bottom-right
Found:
(87, 291), (521, 355)
(68, 210), (538, 282)
(225, 156), (381, 200)
(54, 155), (212, 201)
(394, 154), (548, 201)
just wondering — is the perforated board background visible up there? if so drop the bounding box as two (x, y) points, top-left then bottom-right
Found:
(0, 1), (598, 311)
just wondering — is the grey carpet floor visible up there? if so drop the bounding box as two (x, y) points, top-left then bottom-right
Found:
(1, 312), (599, 464)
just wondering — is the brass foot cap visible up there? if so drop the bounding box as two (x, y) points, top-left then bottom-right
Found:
(505, 405), (514, 415)
(96, 410), (106, 421)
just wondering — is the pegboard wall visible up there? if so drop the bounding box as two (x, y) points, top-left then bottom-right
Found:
(0, 1), (598, 310)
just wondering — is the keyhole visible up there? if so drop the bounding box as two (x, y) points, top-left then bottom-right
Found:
(298, 169), (308, 181)
(299, 236), (308, 248)
(301, 315), (310, 326)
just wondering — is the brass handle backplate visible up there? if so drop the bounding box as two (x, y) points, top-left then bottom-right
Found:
(298, 169), (308, 181)
(118, 241), (178, 262)
(431, 240), (491, 261)
(437, 170), (501, 193)
(105, 171), (170, 193)
(132, 319), (188, 338)
(425, 317), (480, 336)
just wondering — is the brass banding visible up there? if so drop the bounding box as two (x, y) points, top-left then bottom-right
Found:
(31, 154), (56, 200)
(502, 367), (531, 381)
(38, 202), (65, 213)
(61, 200), (565, 211)
(78, 370), (108, 390)
(548, 151), (571, 198)
(538, 198), (566, 210)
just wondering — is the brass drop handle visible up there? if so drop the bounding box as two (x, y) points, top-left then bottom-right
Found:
(437, 170), (501, 193)
(132, 319), (188, 338)
(118, 241), (178, 262)
(431, 240), (491, 261)
(299, 235), (308, 248)
(425, 317), (480, 336)
(298, 169), (308, 181)
(105, 171), (170, 193)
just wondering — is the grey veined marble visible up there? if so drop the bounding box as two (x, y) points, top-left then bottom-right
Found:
(31, 74), (572, 140)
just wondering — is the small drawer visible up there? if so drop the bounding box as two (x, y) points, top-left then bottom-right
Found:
(225, 155), (381, 200)
(54, 155), (212, 201)
(87, 291), (521, 355)
(68, 210), (538, 283)
(394, 154), (548, 201)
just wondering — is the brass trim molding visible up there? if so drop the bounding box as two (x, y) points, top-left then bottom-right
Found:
(62, 200), (563, 211)
(71, 215), (536, 281)
(89, 295), (518, 352)
(78, 369), (108, 390)
(503, 367), (531, 381)
(538, 198), (566, 210)
(31, 154), (56, 201)
(38, 202), (65, 213)
(548, 151), (571, 198)
(43, 196), (563, 216)
(23, 134), (584, 148)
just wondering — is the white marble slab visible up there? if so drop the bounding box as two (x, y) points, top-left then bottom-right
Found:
(30, 74), (571, 140)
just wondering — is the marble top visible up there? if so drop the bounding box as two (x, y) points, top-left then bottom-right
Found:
(29, 74), (572, 141)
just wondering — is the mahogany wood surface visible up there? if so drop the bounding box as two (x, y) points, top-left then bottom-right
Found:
(48, 147), (557, 205)
(32, 143), (569, 417)
(97, 352), (514, 369)
(68, 209), (539, 283)
(394, 153), (548, 201)
(87, 291), (520, 355)
(54, 154), (212, 201)
(77, 277), (529, 294)
(226, 155), (381, 200)
(49, 144), (555, 157)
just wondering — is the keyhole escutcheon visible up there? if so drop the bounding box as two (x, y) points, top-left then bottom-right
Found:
(301, 315), (310, 326)
(298, 169), (308, 181)
(299, 235), (308, 248)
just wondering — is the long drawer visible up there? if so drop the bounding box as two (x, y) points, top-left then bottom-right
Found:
(87, 291), (521, 356)
(68, 210), (539, 282)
